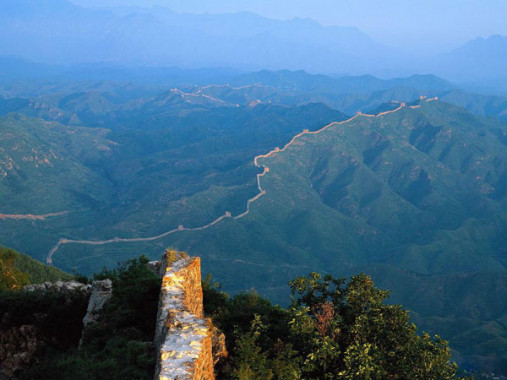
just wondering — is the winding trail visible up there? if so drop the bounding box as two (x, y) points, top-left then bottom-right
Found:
(0, 211), (67, 221)
(44, 97), (436, 264)
(170, 88), (239, 107)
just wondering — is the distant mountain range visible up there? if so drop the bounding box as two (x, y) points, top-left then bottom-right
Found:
(160, 98), (507, 374)
(0, 0), (392, 73)
(428, 35), (507, 87)
(0, 70), (506, 374)
(1, 65), (507, 122)
(1, 0), (506, 88)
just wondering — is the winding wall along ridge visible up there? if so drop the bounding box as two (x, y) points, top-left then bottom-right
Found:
(44, 97), (436, 264)
(0, 211), (67, 221)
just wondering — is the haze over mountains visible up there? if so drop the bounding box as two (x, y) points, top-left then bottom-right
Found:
(0, 69), (506, 373)
(1, 0), (507, 376)
(2, 0), (507, 90)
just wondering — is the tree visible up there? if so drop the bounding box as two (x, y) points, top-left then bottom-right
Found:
(209, 272), (469, 379)
(286, 272), (468, 380)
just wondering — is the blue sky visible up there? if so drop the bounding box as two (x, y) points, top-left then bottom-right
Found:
(71, 0), (507, 54)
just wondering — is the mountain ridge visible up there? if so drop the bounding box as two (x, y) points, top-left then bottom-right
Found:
(2, 1), (506, 88)
(44, 100), (414, 262)
(1, 79), (506, 373)
(145, 98), (507, 372)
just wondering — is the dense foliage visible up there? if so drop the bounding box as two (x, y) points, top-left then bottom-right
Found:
(20, 256), (161, 380)
(0, 287), (88, 350)
(203, 272), (470, 380)
(2, 253), (472, 379)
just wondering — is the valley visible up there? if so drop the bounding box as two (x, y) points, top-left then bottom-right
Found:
(0, 71), (506, 375)
(1, 1), (507, 377)
(43, 97), (415, 263)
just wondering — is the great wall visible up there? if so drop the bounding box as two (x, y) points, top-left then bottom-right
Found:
(152, 251), (226, 380)
(0, 211), (68, 221)
(1, 96), (438, 378)
(1, 250), (225, 379)
(0, 95), (438, 264)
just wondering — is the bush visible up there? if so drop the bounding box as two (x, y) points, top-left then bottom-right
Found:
(204, 272), (470, 380)
(20, 255), (161, 380)
(0, 289), (89, 349)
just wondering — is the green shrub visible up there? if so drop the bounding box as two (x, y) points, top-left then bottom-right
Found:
(0, 289), (88, 349)
(204, 272), (471, 380)
(20, 255), (161, 380)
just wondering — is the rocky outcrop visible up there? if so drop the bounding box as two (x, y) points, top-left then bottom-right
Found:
(82, 280), (113, 328)
(79, 279), (113, 346)
(153, 251), (218, 380)
(23, 279), (112, 333)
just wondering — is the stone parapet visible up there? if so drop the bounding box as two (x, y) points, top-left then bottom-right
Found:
(24, 280), (91, 294)
(153, 251), (215, 380)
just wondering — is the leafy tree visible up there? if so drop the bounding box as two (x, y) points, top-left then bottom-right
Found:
(208, 272), (470, 379)
(232, 315), (274, 380)
(286, 272), (467, 379)
(202, 273), (229, 318)
(90, 255), (161, 341)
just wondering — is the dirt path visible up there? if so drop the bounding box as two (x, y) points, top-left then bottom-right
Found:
(0, 211), (67, 221)
(171, 88), (239, 107)
(45, 97), (434, 264)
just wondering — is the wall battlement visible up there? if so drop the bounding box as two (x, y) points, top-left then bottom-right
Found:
(153, 251), (215, 380)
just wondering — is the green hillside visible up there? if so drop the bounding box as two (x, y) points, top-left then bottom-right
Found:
(147, 99), (507, 373)
(0, 114), (117, 261)
(0, 77), (506, 374)
(1, 246), (72, 286)
(0, 100), (347, 264)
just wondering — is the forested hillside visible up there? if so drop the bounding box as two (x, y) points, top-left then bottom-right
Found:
(0, 246), (72, 290)
(0, 73), (506, 374)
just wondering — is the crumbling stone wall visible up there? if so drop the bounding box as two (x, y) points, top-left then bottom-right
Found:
(82, 279), (113, 328)
(80, 279), (113, 346)
(1, 281), (91, 379)
(153, 252), (215, 380)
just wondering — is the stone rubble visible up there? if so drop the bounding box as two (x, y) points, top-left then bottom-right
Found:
(0, 325), (41, 379)
(24, 280), (91, 294)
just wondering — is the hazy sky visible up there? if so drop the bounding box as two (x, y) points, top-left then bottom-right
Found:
(71, 0), (507, 54)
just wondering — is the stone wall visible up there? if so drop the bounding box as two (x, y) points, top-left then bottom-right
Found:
(82, 279), (113, 328)
(80, 279), (113, 346)
(1, 281), (91, 379)
(2, 252), (221, 379)
(153, 251), (216, 380)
